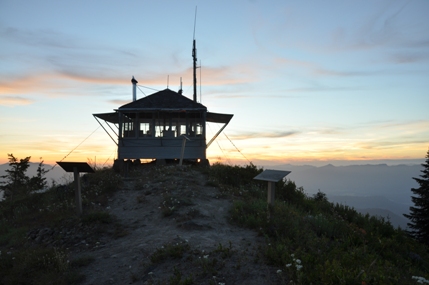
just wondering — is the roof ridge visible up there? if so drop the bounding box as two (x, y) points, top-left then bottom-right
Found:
(118, 88), (207, 110)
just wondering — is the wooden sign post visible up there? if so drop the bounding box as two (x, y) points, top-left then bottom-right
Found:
(254, 169), (291, 221)
(179, 135), (191, 166)
(57, 162), (94, 216)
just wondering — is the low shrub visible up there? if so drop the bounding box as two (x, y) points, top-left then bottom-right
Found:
(209, 163), (429, 285)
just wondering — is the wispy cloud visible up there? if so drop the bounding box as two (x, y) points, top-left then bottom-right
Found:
(313, 68), (373, 77)
(107, 99), (130, 106)
(0, 73), (123, 97)
(0, 96), (34, 107)
(355, 138), (429, 150)
(1, 25), (139, 58)
(388, 52), (429, 64)
(230, 130), (299, 140)
(362, 119), (429, 132)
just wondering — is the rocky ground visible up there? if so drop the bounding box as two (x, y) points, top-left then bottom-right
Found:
(58, 165), (285, 285)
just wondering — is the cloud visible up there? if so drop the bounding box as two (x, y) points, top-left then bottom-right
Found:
(356, 138), (429, 150)
(230, 130), (299, 140)
(363, 120), (429, 132)
(2, 26), (78, 50)
(0, 72), (130, 98)
(274, 55), (375, 81)
(388, 52), (429, 64)
(313, 68), (372, 77)
(107, 99), (130, 106)
(1, 25), (139, 58)
(0, 96), (34, 107)
(0, 24), (265, 101)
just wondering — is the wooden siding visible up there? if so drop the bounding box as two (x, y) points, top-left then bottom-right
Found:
(118, 137), (206, 159)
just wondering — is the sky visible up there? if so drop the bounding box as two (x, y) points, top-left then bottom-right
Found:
(1, 0), (428, 167)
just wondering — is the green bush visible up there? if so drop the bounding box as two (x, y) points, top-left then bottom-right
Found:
(208, 163), (263, 188)
(0, 165), (122, 284)
(208, 163), (429, 285)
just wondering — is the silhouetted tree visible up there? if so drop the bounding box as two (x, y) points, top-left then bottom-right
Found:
(0, 154), (31, 194)
(1, 154), (50, 199)
(313, 190), (328, 202)
(404, 149), (429, 245)
(28, 158), (49, 190)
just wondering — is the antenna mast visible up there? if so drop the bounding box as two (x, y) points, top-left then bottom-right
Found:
(192, 7), (198, 102)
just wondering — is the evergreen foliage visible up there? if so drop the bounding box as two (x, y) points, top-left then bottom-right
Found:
(404, 149), (429, 245)
(28, 158), (49, 190)
(0, 154), (49, 197)
(0, 154), (31, 193)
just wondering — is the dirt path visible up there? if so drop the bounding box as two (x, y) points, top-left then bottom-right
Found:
(74, 165), (283, 285)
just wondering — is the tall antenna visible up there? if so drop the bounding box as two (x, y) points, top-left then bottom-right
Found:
(193, 6), (197, 40)
(192, 6), (198, 102)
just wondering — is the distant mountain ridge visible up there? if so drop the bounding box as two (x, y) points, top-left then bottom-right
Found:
(0, 162), (69, 201)
(328, 195), (410, 229)
(1, 161), (423, 228)
(269, 163), (422, 229)
(0, 162), (69, 185)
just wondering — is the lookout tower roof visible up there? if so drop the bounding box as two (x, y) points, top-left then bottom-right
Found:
(118, 88), (207, 111)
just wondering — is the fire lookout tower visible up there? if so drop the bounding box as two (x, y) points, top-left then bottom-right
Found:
(93, 40), (233, 165)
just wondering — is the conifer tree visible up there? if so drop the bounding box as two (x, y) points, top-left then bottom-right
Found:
(404, 149), (429, 245)
(28, 158), (49, 190)
(0, 154), (49, 199)
(0, 154), (31, 192)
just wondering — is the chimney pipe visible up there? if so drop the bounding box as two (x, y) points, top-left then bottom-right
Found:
(131, 76), (138, 101)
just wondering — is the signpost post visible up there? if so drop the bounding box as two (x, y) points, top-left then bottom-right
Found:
(56, 162), (94, 216)
(179, 135), (191, 166)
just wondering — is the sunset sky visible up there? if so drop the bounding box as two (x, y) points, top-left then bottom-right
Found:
(1, 0), (428, 167)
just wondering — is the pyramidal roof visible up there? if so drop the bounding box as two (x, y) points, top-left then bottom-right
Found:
(118, 89), (206, 111)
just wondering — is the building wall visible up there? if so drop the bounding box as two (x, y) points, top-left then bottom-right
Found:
(118, 137), (206, 160)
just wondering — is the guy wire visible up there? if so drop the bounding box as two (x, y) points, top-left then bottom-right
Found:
(51, 124), (102, 170)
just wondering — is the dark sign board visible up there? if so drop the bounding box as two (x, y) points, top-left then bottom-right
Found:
(56, 162), (95, 173)
(253, 169), (291, 182)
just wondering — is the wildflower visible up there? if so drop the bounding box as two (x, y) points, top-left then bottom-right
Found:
(203, 255), (209, 259)
(295, 259), (301, 264)
(277, 269), (282, 274)
(296, 264), (303, 271)
(290, 253), (295, 257)
(412, 276), (429, 284)
(286, 264), (292, 267)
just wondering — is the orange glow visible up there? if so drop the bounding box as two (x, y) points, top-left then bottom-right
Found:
(1, 144), (426, 167)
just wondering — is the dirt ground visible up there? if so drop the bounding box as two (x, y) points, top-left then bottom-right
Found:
(72, 165), (285, 285)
